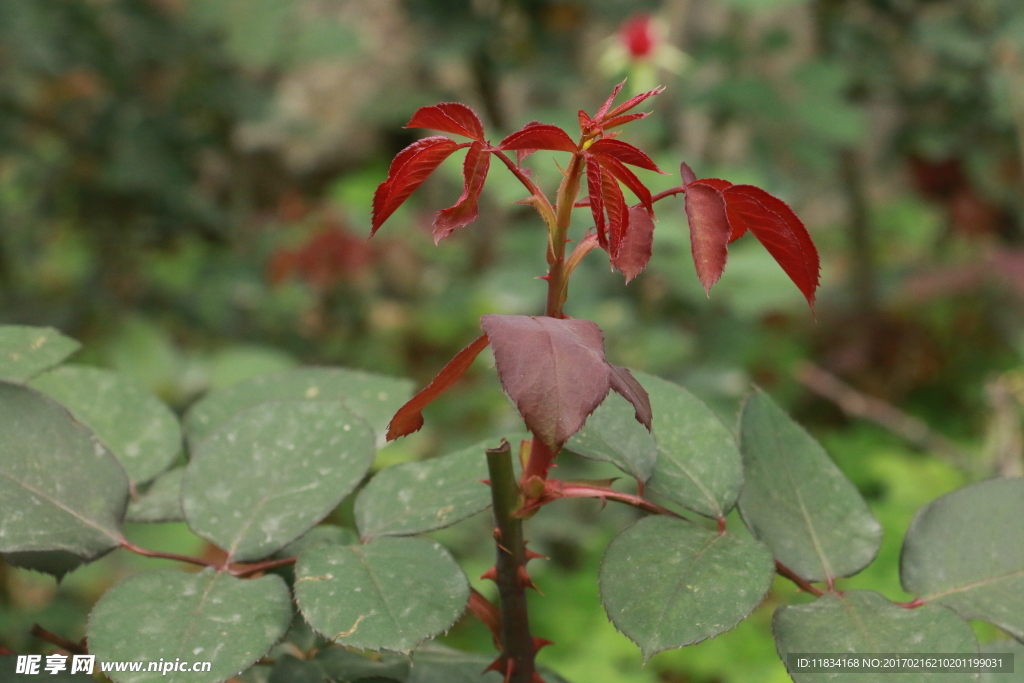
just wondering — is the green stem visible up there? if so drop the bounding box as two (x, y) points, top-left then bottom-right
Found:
(545, 154), (584, 319)
(486, 440), (537, 683)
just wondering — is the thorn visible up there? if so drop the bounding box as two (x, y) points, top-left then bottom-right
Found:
(481, 479), (491, 486)
(517, 566), (541, 594)
(525, 549), (548, 562)
(485, 656), (506, 674)
(537, 274), (550, 281)
(533, 637), (554, 651)
(480, 566), (498, 582)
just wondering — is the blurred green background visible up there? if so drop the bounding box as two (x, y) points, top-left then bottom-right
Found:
(2, 0), (1024, 680)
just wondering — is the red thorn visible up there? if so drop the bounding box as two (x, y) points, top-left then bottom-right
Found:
(517, 566), (541, 594)
(481, 479), (491, 486)
(537, 274), (550, 281)
(532, 675), (547, 683)
(485, 655), (506, 674)
(525, 549), (548, 562)
(533, 637), (554, 651)
(480, 566), (498, 582)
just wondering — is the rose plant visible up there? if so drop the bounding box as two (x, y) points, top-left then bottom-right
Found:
(1, 82), (1021, 683)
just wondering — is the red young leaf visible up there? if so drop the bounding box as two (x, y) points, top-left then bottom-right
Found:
(603, 86), (666, 121)
(600, 165), (629, 256)
(607, 365), (652, 430)
(586, 156), (608, 248)
(587, 139), (664, 173)
(386, 334), (491, 440)
(679, 161), (697, 186)
(601, 111), (649, 130)
(578, 109), (596, 135)
(593, 152), (654, 214)
(612, 204), (655, 283)
(372, 136), (466, 233)
(684, 181), (731, 294)
(723, 185), (820, 307)
(480, 315), (612, 448)
(433, 141), (491, 243)
(503, 121), (546, 164)
(405, 102), (485, 141)
(373, 137), (447, 226)
(594, 80), (626, 122)
(498, 124), (578, 156)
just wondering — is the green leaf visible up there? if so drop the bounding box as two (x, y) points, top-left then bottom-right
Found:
(0, 382), (127, 560)
(30, 365), (181, 485)
(355, 436), (524, 540)
(738, 389), (881, 582)
(566, 391), (657, 483)
(88, 568), (292, 683)
(270, 525), (359, 584)
(183, 400), (376, 562)
(184, 368), (413, 448)
(1, 550), (86, 580)
(126, 468), (185, 523)
(0, 325), (80, 383)
(275, 525), (359, 559)
(640, 372), (743, 518)
(313, 648), (410, 681)
(295, 537), (469, 652)
(901, 478), (1024, 640)
(599, 515), (774, 661)
(981, 641), (1024, 683)
(773, 591), (978, 683)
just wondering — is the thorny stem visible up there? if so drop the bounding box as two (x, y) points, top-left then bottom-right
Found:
(486, 440), (537, 683)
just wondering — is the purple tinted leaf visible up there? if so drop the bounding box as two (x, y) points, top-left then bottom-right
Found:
(684, 182), (731, 294)
(608, 365), (652, 431)
(679, 162), (697, 186)
(480, 315), (612, 448)
(612, 205), (655, 283)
